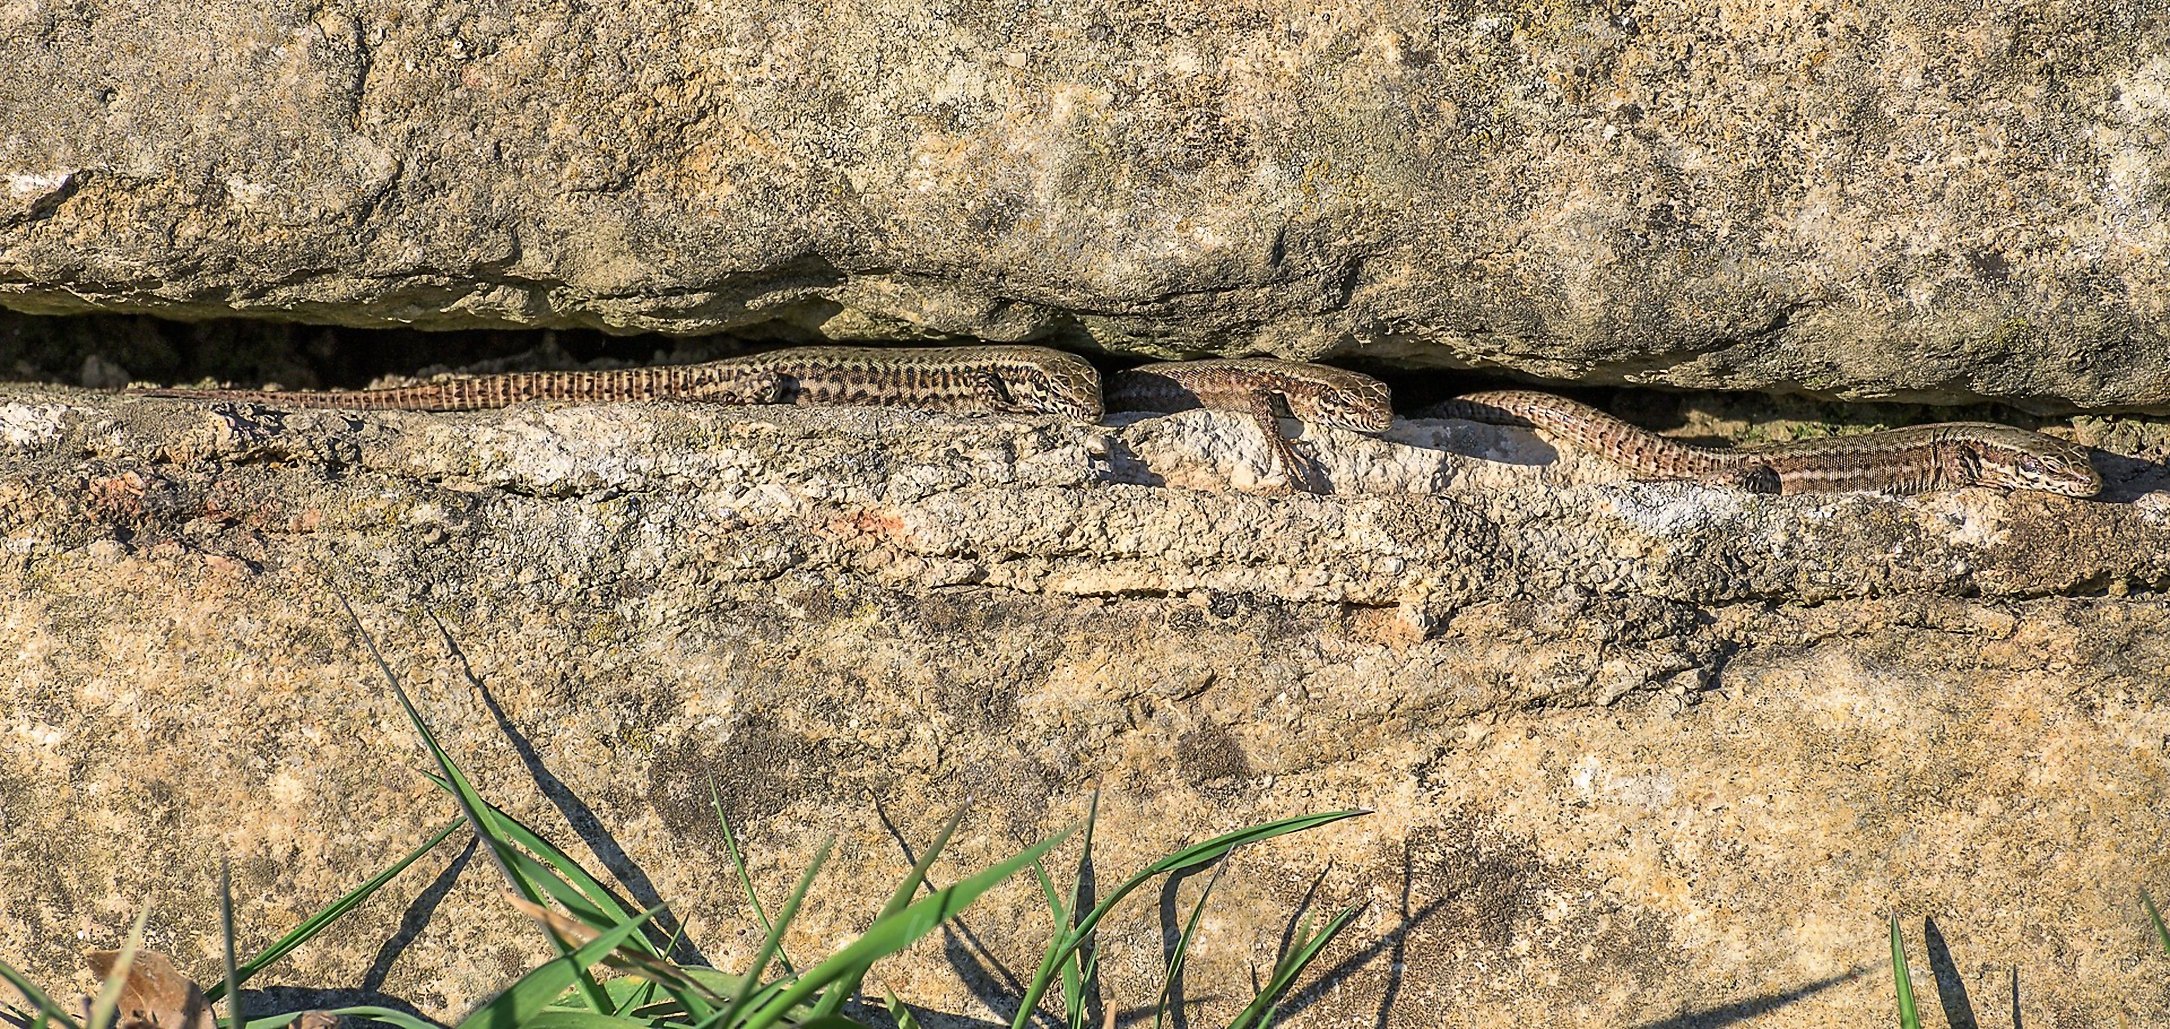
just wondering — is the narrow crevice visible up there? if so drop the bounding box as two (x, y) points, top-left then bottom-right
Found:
(0, 309), (805, 392)
(7, 308), (2166, 474)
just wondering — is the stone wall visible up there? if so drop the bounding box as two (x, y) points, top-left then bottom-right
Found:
(6, 0), (2170, 1022)
(5, 2), (2170, 406)
(2, 389), (2166, 1024)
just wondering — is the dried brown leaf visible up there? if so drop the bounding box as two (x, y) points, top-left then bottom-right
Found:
(81, 951), (213, 1029)
(501, 893), (602, 948)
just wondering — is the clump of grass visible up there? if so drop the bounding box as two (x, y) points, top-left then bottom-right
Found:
(1015, 792), (1363, 1029)
(0, 602), (1365, 1029)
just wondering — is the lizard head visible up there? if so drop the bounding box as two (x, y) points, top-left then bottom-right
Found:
(1969, 429), (2102, 496)
(1292, 366), (1395, 434)
(1000, 349), (1105, 421)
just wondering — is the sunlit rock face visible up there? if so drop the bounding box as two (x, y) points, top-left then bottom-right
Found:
(0, 390), (2165, 1024)
(7, 3), (2170, 407)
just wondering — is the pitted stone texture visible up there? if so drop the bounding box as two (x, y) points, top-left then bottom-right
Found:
(1, 389), (2168, 1025)
(1121, 408), (2170, 603)
(7, 5), (2170, 406)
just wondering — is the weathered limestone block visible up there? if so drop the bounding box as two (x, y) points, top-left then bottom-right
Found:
(6, 4), (2170, 406)
(2, 390), (2167, 1024)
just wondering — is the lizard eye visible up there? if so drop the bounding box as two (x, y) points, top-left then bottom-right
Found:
(2020, 455), (2045, 474)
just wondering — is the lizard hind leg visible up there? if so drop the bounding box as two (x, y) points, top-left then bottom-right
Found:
(1242, 389), (1321, 493)
(1731, 463), (1784, 494)
(679, 364), (785, 405)
(733, 370), (790, 405)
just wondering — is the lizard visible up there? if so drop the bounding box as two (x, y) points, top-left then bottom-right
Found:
(1426, 389), (2102, 497)
(1107, 359), (1394, 493)
(134, 345), (1106, 421)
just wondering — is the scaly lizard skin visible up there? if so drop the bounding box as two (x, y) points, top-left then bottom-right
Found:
(1108, 359), (1394, 493)
(136, 345), (1105, 420)
(1429, 389), (2101, 496)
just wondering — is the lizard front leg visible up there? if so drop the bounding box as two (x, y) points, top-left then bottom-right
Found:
(966, 371), (1038, 415)
(734, 370), (790, 405)
(971, 370), (1081, 417)
(685, 368), (788, 405)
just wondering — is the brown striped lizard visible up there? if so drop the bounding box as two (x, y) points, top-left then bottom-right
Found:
(1108, 359), (1394, 493)
(1428, 389), (2101, 496)
(135, 345), (1105, 420)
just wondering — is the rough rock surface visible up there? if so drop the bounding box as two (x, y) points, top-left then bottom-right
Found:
(3, 387), (2168, 1025)
(7, 4), (2170, 407)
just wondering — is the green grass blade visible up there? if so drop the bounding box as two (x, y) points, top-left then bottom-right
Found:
(743, 825), (1077, 1028)
(513, 890), (726, 1019)
(496, 847), (626, 931)
(2144, 890), (2169, 956)
(1025, 859), (1070, 1029)
(1011, 810), (1366, 1029)
(1153, 853), (1233, 1029)
(1060, 939), (1084, 1029)
(1070, 951), (1102, 1029)
(701, 837), (834, 1029)
(1030, 860), (1066, 922)
(86, 909), (150, 1029)
(1277, 912), (1314, 970)
(207, 819), (461, 1002)
(1061, 793), (1100, 1029)
(1227, 903), (1362, 1029)
(416, 783), (712, 1021)
(0, 956), (84, 1029)
(480, 1013), (652, 1029)
(710, 979), (798, 1024)
(610, 919), (692, 1017)
(220, 861), (243, 1029)
(591, 979), (657, 1017)
(1111, 810), (1362, 908)
(241, 1007), (444, 1029)
(1890, 915), (1920, 1029)
(884, 995), (922, 1029)
(1244, 911), (1313, 1029)
(809, 805), (970, 1019)
(419, 774), (663, 956)
(417, 609), (673, 975)
(340, 603), (516, 888)
(710, 779), (799, 979)
(665, 969), (765, 1007)
(597, 967), (769, 1021)
(335, 595), (608, 1015)
(453, 906), (661, 1029)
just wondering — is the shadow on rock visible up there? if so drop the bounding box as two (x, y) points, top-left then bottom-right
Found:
(428, 612), (713, 969)
(2089, 449), (2170, 503)
(1628, 966), (1870, 1029)
(869, 794), (1031, 1022)
(360, 836), (475, 993)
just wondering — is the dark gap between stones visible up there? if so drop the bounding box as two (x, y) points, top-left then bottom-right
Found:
(0, 308), (2083, 438)
(0, 309), (817, 393)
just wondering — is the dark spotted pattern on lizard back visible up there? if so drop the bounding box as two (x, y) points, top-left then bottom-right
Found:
(136, 345), (1104, 420)
(746, 346), (1102, 420)
(137, 362), (786, 410)
(1429, 390), (2101, 496)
